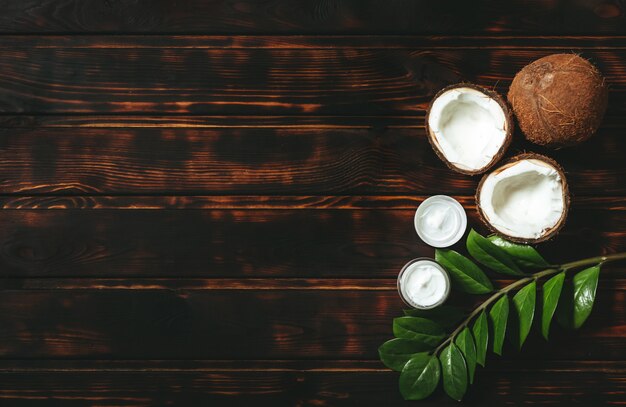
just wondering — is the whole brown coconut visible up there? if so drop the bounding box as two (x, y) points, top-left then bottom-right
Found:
(508, 54), (608, 148)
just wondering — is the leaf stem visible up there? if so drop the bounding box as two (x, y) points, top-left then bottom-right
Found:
(560, 252), (626, 271)
(431, 251), (626, 356)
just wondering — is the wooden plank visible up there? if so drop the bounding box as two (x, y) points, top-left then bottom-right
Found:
(0, 127), (472, 195)
(1, 277), (400, 291)
(3, 35), (626, 49)
(0, 195), (445, 210)
(1, 42), (626, 115)
(3, 277), (626, 291)
(0, 112), (625, 129)
(0, 360), (623, 406)
(2, 358), (624, 370)
(2, 195), (625, 210)
(0, 1), (623, 34)
(0, 127), (624, 195)
(0, 288), (624, 360)
(0, 202), (625, 278)
(2, 112), (625, 128)
(0, 114), (425, 129)
(0, 360), (621, 406)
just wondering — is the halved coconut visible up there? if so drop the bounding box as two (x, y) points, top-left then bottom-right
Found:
(426, 84), (513, 175)
(476, 153), (569, 244)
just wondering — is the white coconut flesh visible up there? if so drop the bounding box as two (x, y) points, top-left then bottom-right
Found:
(428, 87), (508, 172)
(479, 159), (565, 240)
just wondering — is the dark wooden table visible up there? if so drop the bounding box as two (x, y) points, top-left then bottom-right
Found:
(0, 1), (625, 405)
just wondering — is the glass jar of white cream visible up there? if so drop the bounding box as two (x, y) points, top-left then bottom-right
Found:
(414, 195), (467, 248)
(397, 258), (451, 309)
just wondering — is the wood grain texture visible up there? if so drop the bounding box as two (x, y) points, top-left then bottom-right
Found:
(3, 35), (626, 49)
(0, 360), (624, 406)
(0, 194), (442, 210)
(3, 277), (626, 291)
(0, 0), (623, 34)
(0, 202), (624, 278)
(1, 2), (625, 403)
(0, 114), (425, 128)
(0, 286), (624, 360)
(0, 126), (624, 195)
(1, 40), (626, 115)
(1, 195), (622, 210)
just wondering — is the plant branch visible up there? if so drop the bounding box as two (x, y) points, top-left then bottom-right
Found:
(560, 252), (626, 271)
(431, 251), (626, 356)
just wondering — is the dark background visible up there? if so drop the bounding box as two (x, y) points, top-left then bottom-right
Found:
(0, 0), (625, 405)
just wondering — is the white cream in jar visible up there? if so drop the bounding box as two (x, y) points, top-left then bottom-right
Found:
(414, 195), (467, 248)
(398, 259), (450, 309)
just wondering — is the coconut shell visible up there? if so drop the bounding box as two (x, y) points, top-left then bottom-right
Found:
(508, 54), (608, 148)
(476, 153), (570, 244)
(425, 83), (514, 175)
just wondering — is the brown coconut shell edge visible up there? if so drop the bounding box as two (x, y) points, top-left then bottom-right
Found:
(475, 153), (570, 244)
(425, 83), (514, 175)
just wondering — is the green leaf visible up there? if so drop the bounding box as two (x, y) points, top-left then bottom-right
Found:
(557, 266), (601, 329)
(403, 306), (466, 330)
(512, 281), (536, 348)
(488, 235), (550, 268)
(455, 327), (477, 384)
(489, 295), (509, 355)
(379, 338), (434, 372)
(541, 272), (565, 339)
(467, 229), (524, 276)
(435, 249), (493, 294)
(399, 353), (441, 400)
(393, 317), (446, 346)
(440, 343), (468, 401)
(472, 311), (488, 367)
(572, 266), (601, 328)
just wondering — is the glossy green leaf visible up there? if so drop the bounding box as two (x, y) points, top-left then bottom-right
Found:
(393, 317), (446, 346)
(512, 281), (536, 348)
(488, 235), (550, 268)
(556, 266), (601, 329)
(467, 229), (524, 276)
(440, 343), (468, 401)
(455, 328), (477, 384)
(435, 249), (493, 294)
(541, 272), (565, 339)
(489, 295), (509, 355)
(403, 305), (466, 330)
(378, 338), (434, 372)
(399, 353), (441, 400)
(572, 266), (601, 328)
(472, 311), (488, 367)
